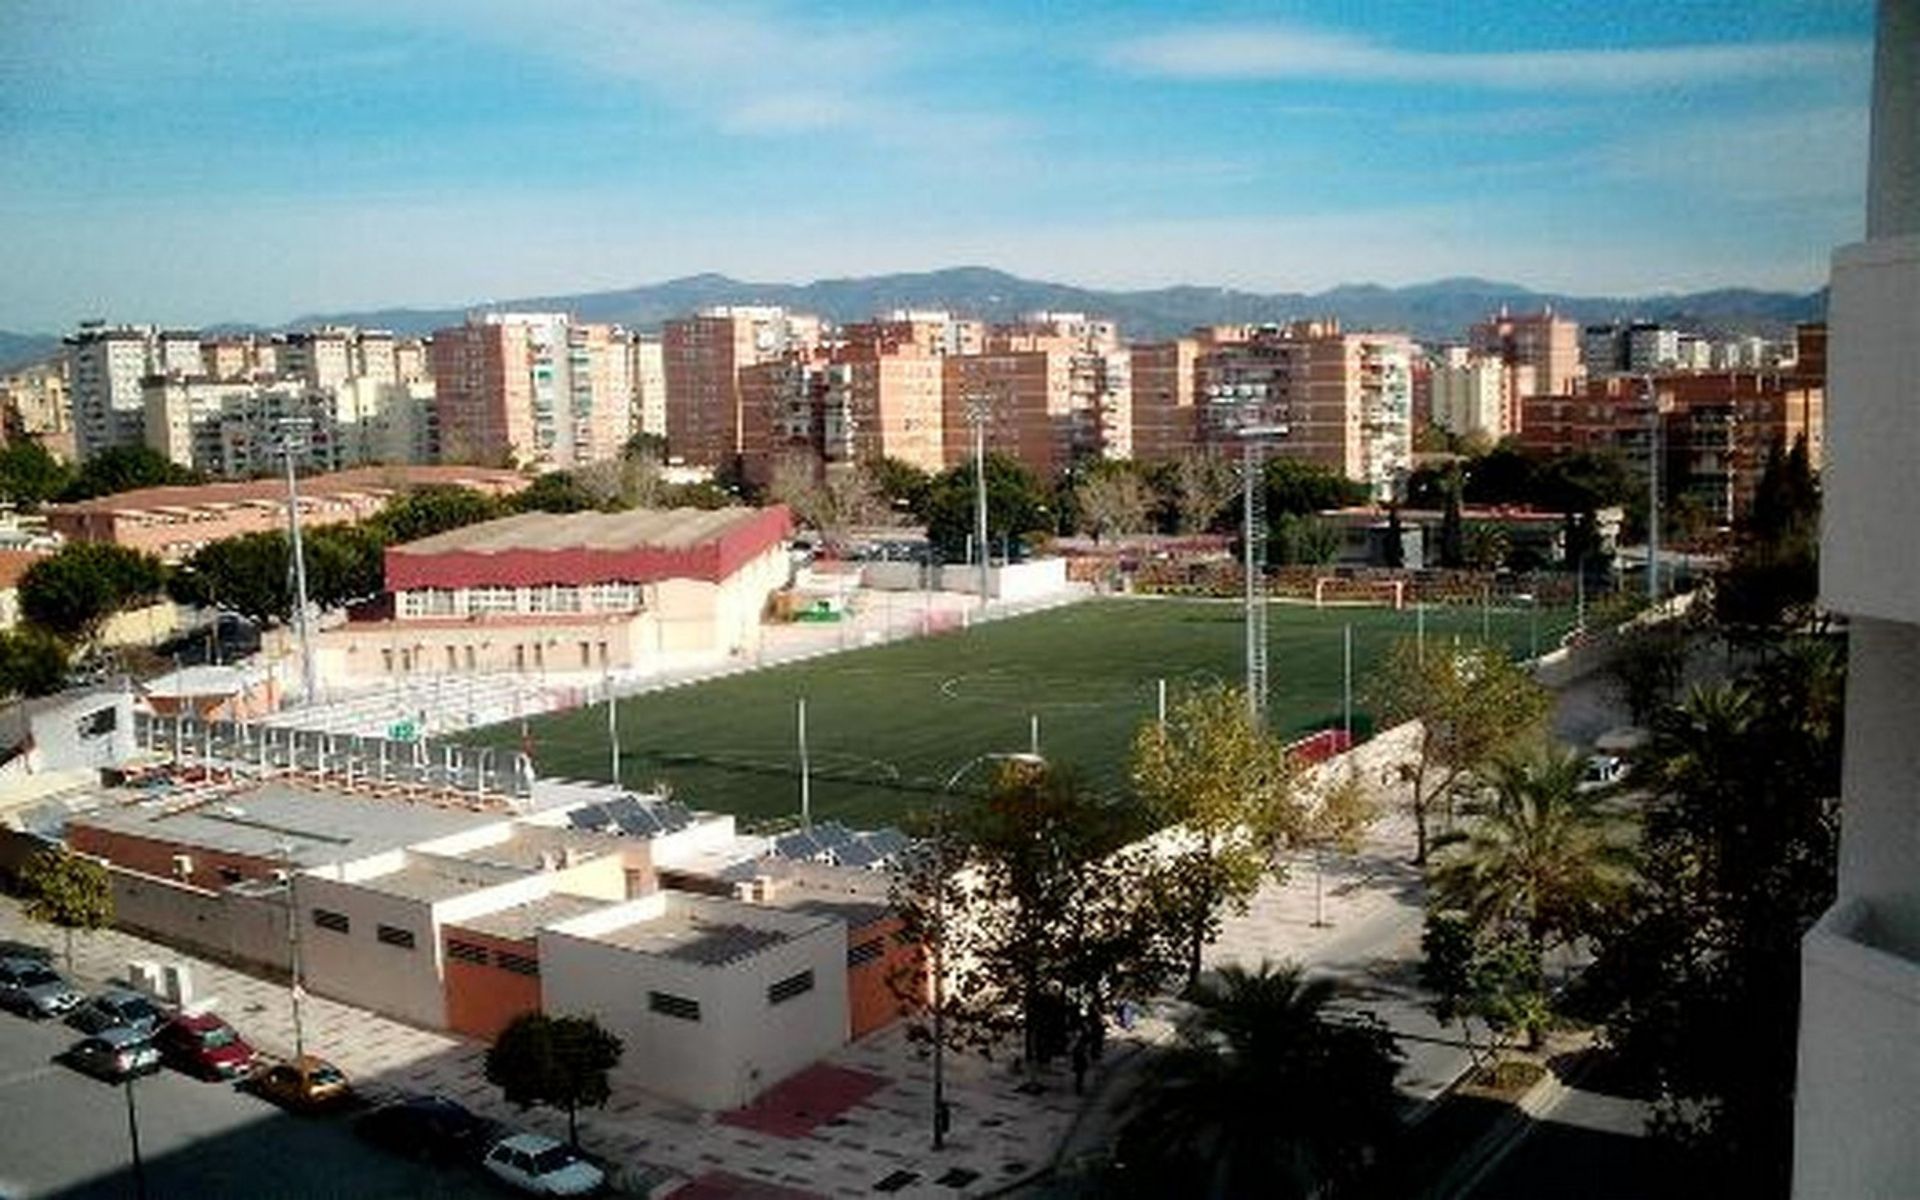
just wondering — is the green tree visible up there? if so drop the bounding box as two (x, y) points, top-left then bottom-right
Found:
(19, 846), (113, 968)
(867, 456), (933, 520)
(888, 762), (1176, 1068)
(1589, 640), (1842, 1195)
(1264, 457), (1367, 517)
(1606, 621), (1694, 724)
(513, 471), (600, 514)
(0, 627), (69, 698)
(1363, 638), (1551, 866)
(484, 1012), (625, 1149)
(367, 485), (504, 544)
(1429, 747), (1634, 1044)
(1462, 522), (1511, 571)
(0, 441), (74, 508)
(18, 542), (166, 644)
(1171, 451), (1239, 534)
(1131, 685), (1304, 987)
(1382, 503), (1406, 568)
(1438, 463), (1466, 568)
(1113, 961), (1402, 1199)
(1713, 437), (1820, 637)
(622, 431), (667, 464)
(61, 445), (198, 501)
(1460, 443), (1539, 506)
(922, 453), (1050, 561)
(170, 531), (293, 625)
(1420, 912), (1549, 1069)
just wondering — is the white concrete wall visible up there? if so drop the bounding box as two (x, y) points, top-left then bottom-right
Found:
(294, 872), (448, 1028)
(937, 557), (1068, 601)
(539, 898), (847, 1111)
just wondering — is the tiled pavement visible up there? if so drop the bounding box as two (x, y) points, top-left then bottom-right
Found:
(0, 786), (1441, 1199)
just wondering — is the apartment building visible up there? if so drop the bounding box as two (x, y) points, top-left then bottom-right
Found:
(67, 323), (158, 459)
(631, 334), (666, 439)
(0, 358), (72, 458)
(663, 307), (821, 470)
(430, 314), (630, 471)
(842, 310), (985, 359)
(1428, 349), (1531, 443)
(1197, 321), (1414, 500)
(1469, 307), (1582, 395)
(1129, 337), (1201, 462)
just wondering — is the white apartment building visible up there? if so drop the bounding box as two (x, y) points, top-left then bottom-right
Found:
(631, 334), (666, 439)
(67, 324), (159, 459)
(1428, 355), (1514, 442)
(1792, 4), (1919, 1194)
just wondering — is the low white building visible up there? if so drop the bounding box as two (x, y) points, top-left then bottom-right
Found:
(539, 891), (849, 1111)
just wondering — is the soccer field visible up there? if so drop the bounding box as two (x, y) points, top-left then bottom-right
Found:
(471, 596), (1571, 831)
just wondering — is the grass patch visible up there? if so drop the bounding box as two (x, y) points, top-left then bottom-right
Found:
(468, 596), (1572, 830)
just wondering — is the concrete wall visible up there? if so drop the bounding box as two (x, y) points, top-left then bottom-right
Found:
(69, 822), (285, 889)
(936, 557), (1069, 601)
(294, 871), (451, 1028)
(107, 867), (291, 976)
(25, 691), (139, 774)
(539, 897), (848, 1111)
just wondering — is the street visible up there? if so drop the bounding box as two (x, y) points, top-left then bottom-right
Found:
(0, 997), (498, 1200)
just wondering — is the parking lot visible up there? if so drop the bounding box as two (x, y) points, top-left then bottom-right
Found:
(0, 957), (499, 1200)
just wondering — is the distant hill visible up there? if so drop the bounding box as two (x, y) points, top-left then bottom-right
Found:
(0, 331), (61, 372)
(11, 269), (1827, 350)
(284, 267), (1824, 342)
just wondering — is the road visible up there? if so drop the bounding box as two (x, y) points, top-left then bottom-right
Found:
(0, 999), (499, 1200)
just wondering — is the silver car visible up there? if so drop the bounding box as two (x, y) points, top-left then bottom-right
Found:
(61, 1027), (163, 1082)
(67, 987), (165, 1037)
(0, 955), (83, 1019)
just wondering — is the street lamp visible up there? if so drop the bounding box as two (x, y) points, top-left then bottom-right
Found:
(929, 750), (1046, 1151)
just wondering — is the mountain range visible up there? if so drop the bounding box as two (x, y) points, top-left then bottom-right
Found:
(1, 267), (1826, 370)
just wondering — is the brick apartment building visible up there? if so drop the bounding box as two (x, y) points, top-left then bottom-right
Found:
(429, 314), (632, 471)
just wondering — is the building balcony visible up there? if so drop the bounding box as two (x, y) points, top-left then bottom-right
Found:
(1794, 897), (1920, 1197)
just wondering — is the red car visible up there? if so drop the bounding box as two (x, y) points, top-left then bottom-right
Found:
(154, 1011), (257, 1081)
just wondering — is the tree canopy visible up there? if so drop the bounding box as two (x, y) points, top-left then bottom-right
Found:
(1712, 437), (1820, 636)
(0, 627), (69, 698)
(18, 542), (166, 643)
(922, 453), (1052, 561)
(60, 445), (199, 501)
(0, 441), (74, 508)
(484, 1012), (625, 1148)
(19, 846), (113, 968)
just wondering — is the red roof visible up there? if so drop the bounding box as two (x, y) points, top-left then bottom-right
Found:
(386, 506), (792, 590)
(0, 549), (48, 589)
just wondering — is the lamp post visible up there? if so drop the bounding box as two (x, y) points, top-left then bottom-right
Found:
(123, 1071), (147, 1200)
(279, 840), (307, 1061)
(930, 749), (1045, 1151)
(279, 417), (318, 708)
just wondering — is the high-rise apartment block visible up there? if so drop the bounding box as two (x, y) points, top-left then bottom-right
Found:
(429, 314), (630, 471)
(630, 335), (666, 440)
(1129, 337), (1201, 462)
(1197, 321), (1414, 500)
(0, 359), (72, 459)
(1429, 352), (1529, 443)
(663, 307), (820, 469)
(1469, 308), (1582, 396)
(67, 324), (161, 459)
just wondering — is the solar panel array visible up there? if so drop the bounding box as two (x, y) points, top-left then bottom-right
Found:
(768, 822), (910, 872)
(566, 794), (695, 841)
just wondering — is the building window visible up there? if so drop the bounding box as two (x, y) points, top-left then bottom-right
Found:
(376, 924), (416, 950)
(447, 940), (489, 965)
(382, 649), (394, 673)
(445, 646), (458, 671)
(579, 642), (591, 667)
(464, 645), (476, 669)
(494, 951), (540, 977)
(847, 938), (884, 969)
(768, 970), (814, 1005)
(312, 909), (350, 934)
(648, 991), (701, 1021)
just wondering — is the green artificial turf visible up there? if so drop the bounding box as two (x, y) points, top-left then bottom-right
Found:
(469, 596), (1572, 831)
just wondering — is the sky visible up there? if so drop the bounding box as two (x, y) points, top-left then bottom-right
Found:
(0, 0), (1877, 331)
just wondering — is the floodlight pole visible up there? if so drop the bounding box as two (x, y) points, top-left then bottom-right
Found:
(280, 840), (307, 1061)
(969, 399), (991, 610)
(280, 419), (318, 708)
(797, 696), (811, 829)
(1645, 375), (1661, 605)
(123, 1073), (148, 1200)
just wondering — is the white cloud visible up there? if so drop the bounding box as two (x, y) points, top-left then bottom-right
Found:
(1108, 23), (1868, 91)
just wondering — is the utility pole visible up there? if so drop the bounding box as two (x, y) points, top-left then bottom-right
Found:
(280, 418), (318, 708)
(1645, 375), (1661, 605)
(279, 840), (307, 1061)
(123, 1074), (147, 1200)
(607, 678), (621, 787)
(797, 696), (811, 829)
(968, 398), (991, 610)
(1238, 425), (1286, 719)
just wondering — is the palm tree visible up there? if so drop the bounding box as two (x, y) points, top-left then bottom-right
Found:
(1430, 747), (1635, 989)
(1113, 961), (1402, 1199)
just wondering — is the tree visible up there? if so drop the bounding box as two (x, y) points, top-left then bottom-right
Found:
(0, 627), (69, 698)
(1437, 464), (1466, 568)
(19, 846), (113, 968)
(513, 471), (600, 514)
(1264, 456), (1367, 517)
(622, 432), (667, 464)
(61, 445), (198, 501)
(1588, 640), (1842, 1194)
(1131, 685), (1304, 987)
(1462, 522), (1511, 572)
(1428, 747), (1634, 1045)
(867, 456), (933, 520)
(484, 1012), (625, 1148)
(18, 542), (166, 644)
(888, 763), (1177, 1069)
(1713, 437), (1820, 637)
(1171, 451), (1238, 534)
(1606, 621), (1694, 724)
(1075, 465), (1152, 543)
(367, 485), (504, 544)
(921, 453), (1050, 561)
(1460, 443), (1538, 507)
(170, 532), (293, 625)
(1420, 911), (1549, 1070)
(1113, 961), (1402, 1199)
(1363, 638), (1551, 866)
(1382, 503), (1406, 569)
(0, 441), (74, 508)
(768, 454), (883, 546)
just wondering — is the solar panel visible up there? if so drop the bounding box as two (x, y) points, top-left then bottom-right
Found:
(811, 821), (856, 850)
(833, 841), (885, 870)
(774, 830), (822, 860)
(864, 828), (910, 857)
(613, 805), (663, 837)
(656, 801), (693, 832)
(566, 803), (611, 832)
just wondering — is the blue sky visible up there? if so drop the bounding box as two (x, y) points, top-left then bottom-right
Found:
(0, 0), (1875, 330)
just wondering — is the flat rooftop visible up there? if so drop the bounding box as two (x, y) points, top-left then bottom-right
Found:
(447, 825), (629, 872)
(589, 894), (836, 967)
(71, 782), (498, 868)
(352, 852), (525, 903)
(453, 893), (612, 942)
(392, 507), (767, 555)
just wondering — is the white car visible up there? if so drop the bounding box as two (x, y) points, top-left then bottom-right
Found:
(481, 1132), (606, 1197)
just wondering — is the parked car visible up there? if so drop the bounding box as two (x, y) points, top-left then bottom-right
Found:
(0, 955), (84, 1019)
(67, 987), (166, 1037)
(59, 1027), (163, 1082)
(247, 1054), (352, 1111)
(481, 1132), (606, 1197)
(154, 1011), (257, 1080)
(355, 1094), (498, 1163)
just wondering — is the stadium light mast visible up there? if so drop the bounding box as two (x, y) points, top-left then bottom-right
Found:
(966, 396), (991, 609)
(279, 417), (318, 707)
(1237, 423), (1288, 720)
(1643, 375), (1661, 605)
